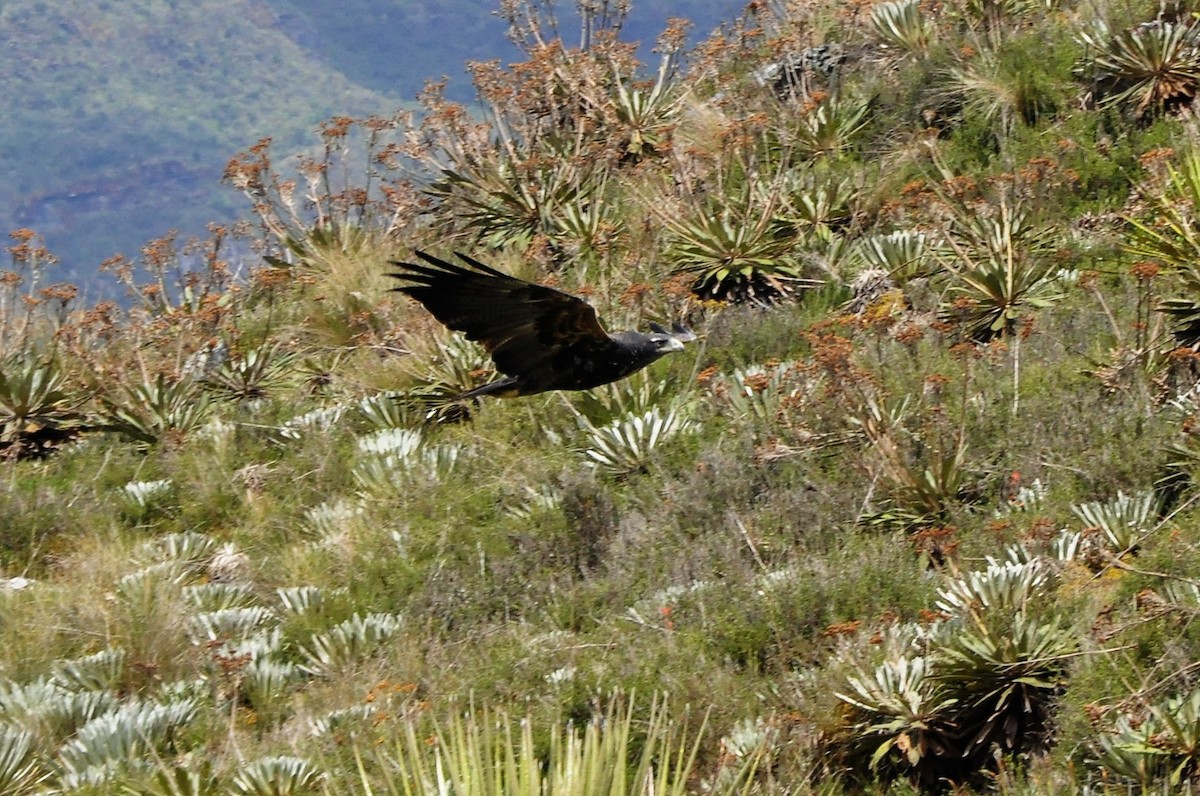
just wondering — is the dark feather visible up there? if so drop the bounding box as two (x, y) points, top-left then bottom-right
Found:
(389, 251), (693, 398)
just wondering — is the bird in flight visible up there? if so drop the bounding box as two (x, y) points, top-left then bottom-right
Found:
(389, 251), (696, 399)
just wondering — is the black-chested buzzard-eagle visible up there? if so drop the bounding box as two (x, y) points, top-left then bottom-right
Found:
(389, 251), (695, 399)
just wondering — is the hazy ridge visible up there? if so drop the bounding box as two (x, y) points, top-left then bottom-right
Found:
(1, 0), (739, 285)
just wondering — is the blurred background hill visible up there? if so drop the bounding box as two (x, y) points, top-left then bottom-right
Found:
(0, 0), (740, 292)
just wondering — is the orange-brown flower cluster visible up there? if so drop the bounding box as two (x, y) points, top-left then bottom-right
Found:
(805, 329), (857, 380)
(1130, 260), (1161, 280)
(1168, 347), (1200, 366)
(619, 282), (654, 308)
(941, 175), (979, 201)
(8, 228), (58, 265)
(319, 115), (354, 140)
(821, 620), (862, 638)
(1025, 517), (1059, 542)
(223, 137), (273, 194)
(948, 340), (982, 360)
(1138, 147), (1175, 170)
(655, 17), (691, 54)
(893, 322), (925, 346)
(252, 266), (293, 291)
(908, 525), (959, 561)
(40, 283), (77, 304)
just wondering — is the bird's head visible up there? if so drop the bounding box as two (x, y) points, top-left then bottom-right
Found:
(649, 333), (685, 354)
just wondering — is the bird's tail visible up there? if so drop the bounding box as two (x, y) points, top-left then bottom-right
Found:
(454, 376), (521, 401)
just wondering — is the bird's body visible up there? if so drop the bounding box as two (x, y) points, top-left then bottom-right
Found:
(389, 251), (693, 399)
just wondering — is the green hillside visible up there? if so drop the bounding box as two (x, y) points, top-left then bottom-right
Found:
(7, 0), (1200, 793)
(0, 0), (396, 285)
(0, 0), (742, 287)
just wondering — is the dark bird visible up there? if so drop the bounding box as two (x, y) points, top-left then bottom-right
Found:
(389, 251), (696, 399)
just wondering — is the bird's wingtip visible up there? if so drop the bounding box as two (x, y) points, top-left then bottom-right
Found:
(671, 322), (698, 342)
(649, 321), (699, 343)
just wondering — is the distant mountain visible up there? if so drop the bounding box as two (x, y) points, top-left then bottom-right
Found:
(1, 0), (396, 287)
(0, 0), (742, 289)
(264, 0), (742, 102)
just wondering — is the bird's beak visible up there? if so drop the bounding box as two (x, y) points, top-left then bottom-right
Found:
(662, 336), (686, 353)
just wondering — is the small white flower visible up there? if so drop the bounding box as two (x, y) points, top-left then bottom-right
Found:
(545, 666), (576, 685)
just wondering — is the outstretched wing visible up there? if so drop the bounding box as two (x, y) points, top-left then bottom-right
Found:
(388, 251), (616, 385)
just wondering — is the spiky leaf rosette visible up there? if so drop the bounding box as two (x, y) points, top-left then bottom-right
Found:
(0, 357), (90, 458)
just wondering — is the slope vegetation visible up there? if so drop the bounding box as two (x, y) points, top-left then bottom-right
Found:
(5, 0), (1200, 793)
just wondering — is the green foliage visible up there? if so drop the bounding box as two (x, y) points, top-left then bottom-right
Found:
(1121, 149), (1200, 350)
(575, 404), (698, 476)
(56, 697), (198, 789)
(662, 179), (805, 304)
(52, 648), (127, 693)
(1097, 688), (1200, 789)
(99, 374), (213, 448)
(400, 331), (493, 403)
(0, 357), (89, 458)
(230, 756), (325, 796)
(936, 198), (1065, 341)
(1072, 489), (1159, 552)
(851, 395), (972, 530)
(13, 1), (1200, 794)
(428, 149), (597, 251)
(296, 612), (402, 675)
(944, 48), (1058, 139)
(601, 58), (685, 161)
(833, 655), (959, 787)
(708, 360), (813, 434)
(1124, 149), (1200, 274)
(352, 428), (463, 494)
(133, 760), (220, 796)
(824, 551), (1076, 789)
(369, 696), (759, 796)
(570, 371), (683, 427)
(854, 230), (935, 282)
(1157, 275), (1200, 348)
(787, 97), (870, 160)
(869, 0), (935, 60)
(1077, 17), (1200, 119)
(203, 342), (297, 402)
(0, 726), (45, 795)
(932, 612), (1074, 755)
